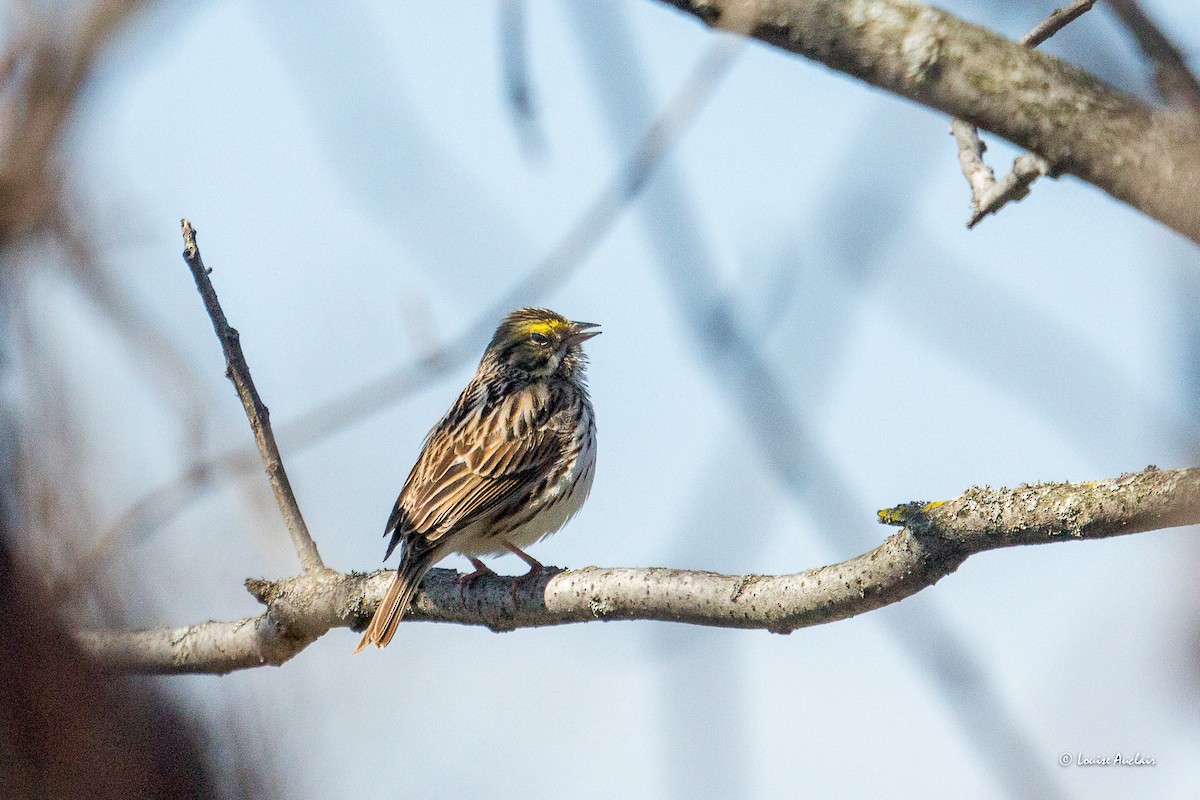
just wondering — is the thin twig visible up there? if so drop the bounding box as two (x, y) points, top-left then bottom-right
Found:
(949, 0), (1094, 227)
(1022, 0), (1097, 47)
(1106, 0), (1200, 110)
(950, 118), (995, 201)
(76, 466), (1200, 674)
(179, 219), (325, 574)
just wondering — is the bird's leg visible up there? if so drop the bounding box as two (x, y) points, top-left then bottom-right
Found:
(458, 558), (496, 603)
(504, 542), (545, 599)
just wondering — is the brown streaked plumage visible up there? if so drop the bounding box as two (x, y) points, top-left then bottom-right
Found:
(355, 307), (598, 652)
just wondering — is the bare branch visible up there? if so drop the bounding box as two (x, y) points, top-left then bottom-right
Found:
(653, 0), (1200, 244)
(179, 220), (325, 574)
(77, 467), (1200, 674)
(1107, 0), (1200, 110)
(77, 612), (313, 675)
(967, 154), (1050, 227)
(1022, 0), (1097, 48)
(949, 118), (996, 201)
(950, 118), (1050, 228)
(948, 1), (1093, 227)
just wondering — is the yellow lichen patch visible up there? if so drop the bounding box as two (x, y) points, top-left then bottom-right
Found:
(877, 499), (946, 526)
(877, 503), (916, 525)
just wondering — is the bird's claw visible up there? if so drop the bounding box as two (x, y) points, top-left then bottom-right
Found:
(458, 558), (497, 603)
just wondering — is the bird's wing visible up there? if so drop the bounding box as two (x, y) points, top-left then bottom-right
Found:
(385, 387), (564, 549)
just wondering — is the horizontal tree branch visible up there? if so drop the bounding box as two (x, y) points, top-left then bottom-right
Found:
(76, 466), (1200, 674)
(654, 0), (1200, 244)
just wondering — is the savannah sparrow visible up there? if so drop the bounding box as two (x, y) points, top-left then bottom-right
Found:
(354, 307), (599, 652)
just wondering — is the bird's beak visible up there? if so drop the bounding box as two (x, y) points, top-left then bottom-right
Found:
(566, 321), (601, 345)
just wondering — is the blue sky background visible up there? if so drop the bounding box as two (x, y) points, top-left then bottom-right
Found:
(25, 1), (1200, 797)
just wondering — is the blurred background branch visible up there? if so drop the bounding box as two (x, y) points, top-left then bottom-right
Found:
(499, 0), (546, 158)
(0, 0), (143, 244)
(1106, 0), (1200, 109)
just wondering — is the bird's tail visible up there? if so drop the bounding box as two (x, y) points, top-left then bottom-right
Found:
(353, 547), (436, 654)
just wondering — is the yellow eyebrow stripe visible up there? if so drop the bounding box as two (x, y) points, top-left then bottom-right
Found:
(519, 319), (568, 336)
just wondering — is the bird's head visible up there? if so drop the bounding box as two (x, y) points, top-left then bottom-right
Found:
(486, 307), (600, 380)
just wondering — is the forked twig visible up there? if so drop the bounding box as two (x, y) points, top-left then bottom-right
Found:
(950, 0), (1096, 228)
(180, 219), (325, 573)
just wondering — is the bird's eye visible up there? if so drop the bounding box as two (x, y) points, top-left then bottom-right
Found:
(530, 333), (550, 347)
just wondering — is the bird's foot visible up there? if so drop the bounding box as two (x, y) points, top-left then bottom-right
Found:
(458, 558), (497, 603)
(510, 563), (546, 601)
(504, 543), (546, 601)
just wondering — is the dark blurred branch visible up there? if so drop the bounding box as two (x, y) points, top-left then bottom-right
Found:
(1107, 0), (1200, 109)
(180, 220), (325, 574)
(653, 0), (1200, 243)
(0, 0), (143, 245)
(0, 0), (160, 599)
(499, 0), (545, 156)
(949, 0), (1093, 228)
(78, 467), (1200, 674)
(1, 506), (235, 796)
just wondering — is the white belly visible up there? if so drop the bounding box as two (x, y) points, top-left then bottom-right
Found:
(454, 441), (595, 558)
